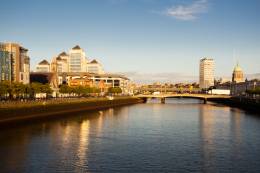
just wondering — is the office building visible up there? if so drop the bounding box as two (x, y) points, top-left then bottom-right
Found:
(0, 42), (30, 84)
(199, 58), (214, 89)
(36, 60), (50, 72)
(68, 45), (87, 72)
(57, 72), (132, 94)
(50, 52), (69, 73)
(87, 59), (104, 74)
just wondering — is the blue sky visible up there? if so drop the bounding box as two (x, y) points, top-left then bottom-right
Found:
(1, 0), (259, 82)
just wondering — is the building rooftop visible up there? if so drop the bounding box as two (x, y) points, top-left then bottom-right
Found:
(38, 59), (50, 65)
(58, 72), (129, 80)
(56, 56), (62, 61)
(233, 63), (243, 72)
(200, 57), (214, 61)
(72, 45), (81, 50)
(59, 51), (68, 56)
(90, 59), (99, 64)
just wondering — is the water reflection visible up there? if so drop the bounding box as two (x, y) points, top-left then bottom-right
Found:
(0, 98), (260, 172)
(76, 120), (90, 170)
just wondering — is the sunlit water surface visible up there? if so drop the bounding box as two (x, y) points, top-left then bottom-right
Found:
(0, 98), (260, 173)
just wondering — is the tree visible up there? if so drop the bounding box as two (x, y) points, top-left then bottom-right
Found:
(73, 86), (85, 96)
(246, 87), (260, 95)
(108, 87), (122, 95)
(41, 84), (52, 94)
(90, 87), (101, 94)
(0, 81), (10, 98)
(59, 85), (71, 94)
(12, 82), (27, 98)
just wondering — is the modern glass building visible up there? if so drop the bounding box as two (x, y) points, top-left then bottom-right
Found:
(68, 45), (87, 72)
(0, 42), (30, 84)
(0, 44), (12, 81)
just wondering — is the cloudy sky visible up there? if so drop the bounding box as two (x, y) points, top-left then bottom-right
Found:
(1, 0), (259, 83)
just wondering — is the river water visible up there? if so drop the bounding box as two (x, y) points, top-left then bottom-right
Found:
(0, 98), (260, 173)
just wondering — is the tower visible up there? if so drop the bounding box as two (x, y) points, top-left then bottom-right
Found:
(199, 58), (214, 89)
(232, 63), (244, 83)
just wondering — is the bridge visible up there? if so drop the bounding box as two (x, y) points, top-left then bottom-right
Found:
(135, 93), (231, 104)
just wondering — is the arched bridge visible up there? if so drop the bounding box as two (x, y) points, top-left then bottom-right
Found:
(136, 93), (231, 104)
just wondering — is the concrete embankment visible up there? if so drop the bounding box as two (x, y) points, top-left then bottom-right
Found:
(208, 97), (260, 114)
(0, 97), (143, 125)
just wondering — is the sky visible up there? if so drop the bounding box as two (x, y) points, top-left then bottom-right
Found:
(1, 0), (260, 83)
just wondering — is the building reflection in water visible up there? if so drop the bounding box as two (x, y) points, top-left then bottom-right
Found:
(75, 120), (90, 171)
(95, 111), (104, 136)
(230, 108), (242, 160)
(199, 104), (234, 172)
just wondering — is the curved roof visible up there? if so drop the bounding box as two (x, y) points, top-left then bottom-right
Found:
(233, 63), (243, 72)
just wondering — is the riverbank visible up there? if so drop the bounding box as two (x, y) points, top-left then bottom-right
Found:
(209, 97), (260, 114)
(0, 97), (143, 125)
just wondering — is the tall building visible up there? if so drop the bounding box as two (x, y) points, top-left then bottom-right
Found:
(0, 44), (11, 81)
(199, 58), (214, 89)
(57, 52), (69, 73)
(36, 60), (50, 72)
(50, 52), (69, 73)
(0, 42), (30, 84)
(68, 45), (87, 72)
(232, 63), (244, 83)
(87, 59), (104, 74)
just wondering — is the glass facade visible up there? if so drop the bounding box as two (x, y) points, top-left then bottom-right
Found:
(70, 53), (82, 72)
(0, 48), (12, 81)
(0, 43), (30, 84)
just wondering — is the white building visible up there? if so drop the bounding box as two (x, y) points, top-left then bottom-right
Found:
(23, 57), (30, 84)
(199, 58), (214, 89)
(56, 52), (69, 73)
(57, 72), (132, 94)
(87, 59), (104, 74)
(68, 45), (87, 72)
(36, 60), (50, 72)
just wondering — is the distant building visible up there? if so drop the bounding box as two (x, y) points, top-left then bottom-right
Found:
(57, 52), (69, 73)
(0, 42), (30, 84)
(36, 60), (50, 72)
(231, 79), (260, 96)
(68, 45), (87, 72)
(87, 59), (104, 74)
(50, 52), (69, 73)
(0, 44), (11, 81)
(199, 58), (214, 89)
(47, 46), (105, 75)
(232, 63), (244, 83)
(57, 72), (131, 94)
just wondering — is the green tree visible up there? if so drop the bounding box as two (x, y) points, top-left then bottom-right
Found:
(59, 85), (71, 94)
(12, 82), (26, 98)
(246, 87), (260, 95)
(0, 81), (10, 98)
(41, 84), (52, 95)
(73, 86), (85, 96)
(108, 87), (122, 95)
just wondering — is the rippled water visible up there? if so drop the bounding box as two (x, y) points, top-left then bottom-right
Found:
(0, 98), (260, 173)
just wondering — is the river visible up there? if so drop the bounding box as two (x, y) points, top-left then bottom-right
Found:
(0, 98), (260, 173)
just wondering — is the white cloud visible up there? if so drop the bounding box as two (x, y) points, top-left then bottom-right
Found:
(165, 0), (208, 21)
